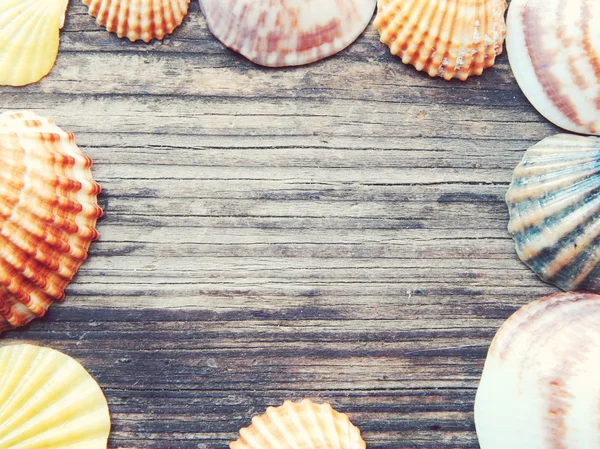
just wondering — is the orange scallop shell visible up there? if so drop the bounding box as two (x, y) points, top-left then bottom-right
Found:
(231, 399), (365, 449)
(374, 0), (507, 80)
(82, 0), (190, 42)
(0, 111), (102, 332)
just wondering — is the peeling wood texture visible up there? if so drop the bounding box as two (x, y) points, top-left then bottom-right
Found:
(0, 1), (560, 448)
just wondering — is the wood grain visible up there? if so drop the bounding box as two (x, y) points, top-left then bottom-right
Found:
(1, 1), (560, 448)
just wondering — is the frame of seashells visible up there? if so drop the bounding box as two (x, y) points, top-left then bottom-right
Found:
(0, 0), (599, 447)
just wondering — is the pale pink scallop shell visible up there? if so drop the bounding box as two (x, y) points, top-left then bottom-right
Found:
(200, 0), (376, 67)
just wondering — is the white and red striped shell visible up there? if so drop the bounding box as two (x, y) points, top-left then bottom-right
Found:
(0, 111), (102, 331)
(82, 0), (190, 42)
(507, 0), (600, 135)
(200, 0), (376, 67)
(475, 292), (600, 448)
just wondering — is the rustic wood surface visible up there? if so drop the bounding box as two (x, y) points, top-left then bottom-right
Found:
(1, 1), (561, 448)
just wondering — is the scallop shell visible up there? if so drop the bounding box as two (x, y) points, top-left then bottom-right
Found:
(0, 0), (69, 86)
(374, 0), (507, 81)
(0, 344), (111, 448)
(0, 111), (103, 332)
(200, 0), (377, 67)
(230, 399), (365, 449)
(506, 133), (600, 292)
(82, 0), (190, 42)
(475, 292), (600, 449)
(506, 0), (600, 135)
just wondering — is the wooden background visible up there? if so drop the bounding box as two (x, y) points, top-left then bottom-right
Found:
(1, 1), (561, 448)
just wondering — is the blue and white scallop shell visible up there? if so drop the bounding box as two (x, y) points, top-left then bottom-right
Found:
(506, 134), (600, 292)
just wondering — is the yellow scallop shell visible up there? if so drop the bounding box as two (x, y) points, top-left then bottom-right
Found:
(0, 344), (111, 448)
(0, 0), (69, 86)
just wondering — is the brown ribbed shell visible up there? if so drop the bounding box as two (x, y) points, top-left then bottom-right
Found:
(82, 0), (190, 42)
(0, 111), (102, 332)
(231, 399), (365, 449)
(506, 134), (600, 292)
(374, 0), (507, 80)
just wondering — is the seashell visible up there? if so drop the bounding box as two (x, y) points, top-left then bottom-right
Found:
(475, 292), (600, 449)
(200, 0), (377, 67)
(230, 399), (365, 449)
(0, 0), (69, 86)
(506, 0), (600, 135)
(374, 0), (508, 81)
(0, 344), (111, 448)
(0, 111), (103, 332)
(82, 0), (190, 43)
(506, 133), (600, 292)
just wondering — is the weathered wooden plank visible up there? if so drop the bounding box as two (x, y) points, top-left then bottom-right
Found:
(2, 96), (553, 141)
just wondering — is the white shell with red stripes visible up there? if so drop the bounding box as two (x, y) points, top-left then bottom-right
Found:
(507, 0), (600, 135)
(475, 292), (600, 448)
